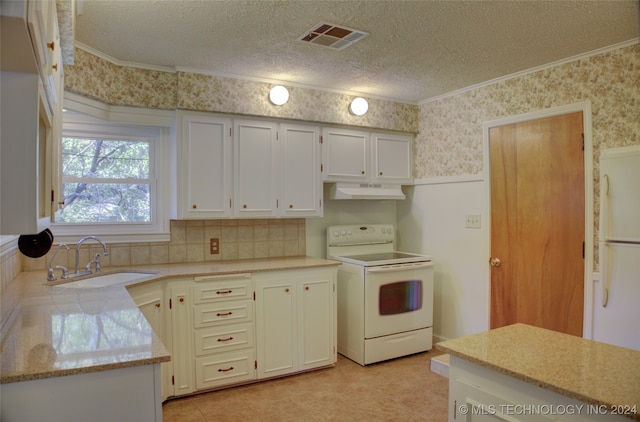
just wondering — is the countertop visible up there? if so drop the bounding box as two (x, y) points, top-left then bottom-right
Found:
(0, 256), (340, 384)
(437, 323), (640, 419)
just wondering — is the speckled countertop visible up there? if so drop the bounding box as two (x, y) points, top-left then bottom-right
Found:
(0, 257), (340, 384)
(437, 323), (640, 420)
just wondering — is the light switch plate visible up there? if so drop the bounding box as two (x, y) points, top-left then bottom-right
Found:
(465, 214), (481, 229)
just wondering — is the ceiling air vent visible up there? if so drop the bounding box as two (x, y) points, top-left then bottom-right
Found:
(297, 22), (368, 51)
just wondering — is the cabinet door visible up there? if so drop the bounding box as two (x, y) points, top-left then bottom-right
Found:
(255, 280), (297, 378)
(0, 73), (52, 234)
(298, 278), (335, 370)
(168, 285), (194, 396)
(322, 127), (369, 182)
(178, 112), (232, 218)
(129, 285), (172, 401)
(371, 133), (413, 184)
(280, 123), (322, 217)
(234, 119), (278, 217)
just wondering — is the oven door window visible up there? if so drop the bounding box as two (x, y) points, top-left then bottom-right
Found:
(379, 280), (423, 315)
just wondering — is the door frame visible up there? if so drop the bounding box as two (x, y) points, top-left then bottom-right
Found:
(482, 100), (594, 338)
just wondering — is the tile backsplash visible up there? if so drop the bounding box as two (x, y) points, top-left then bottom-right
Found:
(21, 219), (307, 272)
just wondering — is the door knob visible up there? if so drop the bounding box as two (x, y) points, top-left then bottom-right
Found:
(489, 257), (501, 267)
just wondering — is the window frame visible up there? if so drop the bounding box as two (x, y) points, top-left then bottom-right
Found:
(52, 93), (175, 243)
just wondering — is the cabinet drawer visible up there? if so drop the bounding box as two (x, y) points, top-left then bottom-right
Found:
(195, 350), (256, 390)
(194, 323), (254, 356)
(193, 300), (253, 328)
(193, 274), (252, 303)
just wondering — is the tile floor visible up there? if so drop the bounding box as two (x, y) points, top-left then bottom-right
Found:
(162, 351), (449, 422)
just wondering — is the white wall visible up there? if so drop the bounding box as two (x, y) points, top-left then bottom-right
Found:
(397, 179), (489, 342)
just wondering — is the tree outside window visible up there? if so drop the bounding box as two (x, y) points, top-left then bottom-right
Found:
(59, 137), (152, 223)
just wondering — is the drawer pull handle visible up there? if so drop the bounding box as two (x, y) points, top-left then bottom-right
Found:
(216, 290), (233, 295)
(217, 336), (234, 342)
(217, 311), (233, 317)
(218, 367), (234, 372)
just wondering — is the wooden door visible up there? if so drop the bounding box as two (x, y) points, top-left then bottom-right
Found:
(489, 112), (584, 336)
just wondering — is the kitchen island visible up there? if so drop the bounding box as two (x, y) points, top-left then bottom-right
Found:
(0, 256), (340, 421)
(437, 323), (640, 421)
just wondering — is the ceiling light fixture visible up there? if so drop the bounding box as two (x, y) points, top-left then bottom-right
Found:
(349, 97), (369, 116)
(269, 85), (289, 106)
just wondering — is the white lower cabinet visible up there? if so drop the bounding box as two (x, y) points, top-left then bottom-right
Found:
(255, 267), (337, 379)
(449, 356), (629, 422)
(1, 364), (162, 422)
(127, 281), (173, 401)
(168, 281), (195, 396)
(158, 267), (337, 399)
(195, 349), (255, 390)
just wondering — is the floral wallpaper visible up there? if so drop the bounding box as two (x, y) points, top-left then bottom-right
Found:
(416, 43), (640, 270)
(64, 49), (178, 110)
(63, 43), (640, 270)
(64, 48), (418, 133)
(416, 44), (640, 179)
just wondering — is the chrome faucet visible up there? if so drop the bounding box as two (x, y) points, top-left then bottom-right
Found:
(47, 244), (70, 281)
(75, 236), (109, 275)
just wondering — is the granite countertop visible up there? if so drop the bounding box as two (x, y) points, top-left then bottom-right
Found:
(0, 256), (340, 384)
(437, 323), (640, 420)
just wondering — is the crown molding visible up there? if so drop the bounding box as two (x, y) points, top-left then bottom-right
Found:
(418, 39), (639, 105)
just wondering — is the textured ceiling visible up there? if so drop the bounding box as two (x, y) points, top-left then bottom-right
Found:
(74, 0), (639, 103)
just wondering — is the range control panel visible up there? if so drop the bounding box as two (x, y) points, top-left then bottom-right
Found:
(327, 224), (395, 246)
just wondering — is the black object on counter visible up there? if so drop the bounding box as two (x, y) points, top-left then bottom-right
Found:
(18, 228), (54, 258)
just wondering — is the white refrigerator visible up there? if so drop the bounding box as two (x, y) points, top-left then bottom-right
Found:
(593, 145), (640, 351)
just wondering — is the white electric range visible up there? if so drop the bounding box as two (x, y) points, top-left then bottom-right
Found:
(327, 224), (434, 365)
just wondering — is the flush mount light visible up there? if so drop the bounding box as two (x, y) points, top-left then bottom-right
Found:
(349, 97), (369, 116)
(269, 85), (289, 106)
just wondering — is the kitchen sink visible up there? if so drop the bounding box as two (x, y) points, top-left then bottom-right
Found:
(52, 271), (157, 289)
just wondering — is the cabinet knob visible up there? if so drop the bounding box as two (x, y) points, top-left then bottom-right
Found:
(285, 288), (290, 293)
(361, 170), (365, 175)
(243, 204), (247, 209)
(155, 303), (160, 308)
(289, 204), (293, 209)
(52, 63), (58, 71)
(305, 286), (309, 291)
(47, 41), (55, 50)
(379, 171), (383, 176)
(192, 204), (197, 209)
(179, 297), (184, 303)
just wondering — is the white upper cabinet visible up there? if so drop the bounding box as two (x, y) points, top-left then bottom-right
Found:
(322, 127), (369, 182)
(178, 112), (233, 218)
(177, 113), (323, 219)
(234, 119), (278, 217)
(322, 127), (413, 184)
(371, 132), (413, 184)
(1, 0), (63, 234)
(280, 123), (322, 217)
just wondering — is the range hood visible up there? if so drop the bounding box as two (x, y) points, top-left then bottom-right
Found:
(328, 183), (406, 200)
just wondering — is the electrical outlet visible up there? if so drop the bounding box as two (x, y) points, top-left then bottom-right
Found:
(209, 238), (220, 254)
(465, 214), (481, 229)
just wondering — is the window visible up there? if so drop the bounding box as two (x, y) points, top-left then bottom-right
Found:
(53, 95), (173, 242)
(59, 135), (152, 223)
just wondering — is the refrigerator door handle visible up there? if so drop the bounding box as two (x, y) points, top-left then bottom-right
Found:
(602, 242), (610, 307)
(600, 174), (610, 307)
